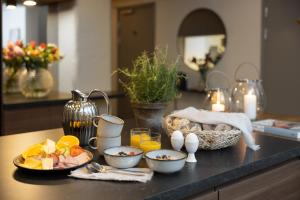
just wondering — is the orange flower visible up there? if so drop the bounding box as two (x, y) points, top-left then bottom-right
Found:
(39, 43), (46, 49)
(29, 41), (36, 49)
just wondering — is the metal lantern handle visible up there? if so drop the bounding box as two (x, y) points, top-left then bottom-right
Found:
(88, 89), (110, 114)
(206, 70), (231, 90)
(234, 62), (260, 81)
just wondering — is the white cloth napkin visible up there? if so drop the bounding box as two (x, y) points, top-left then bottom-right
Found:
(69, 166), (153, 183)
(169, 107), (260, 151)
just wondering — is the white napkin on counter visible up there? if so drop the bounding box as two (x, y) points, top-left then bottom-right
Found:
(169, 107), (260, 151)
(69, 166), (153, 183)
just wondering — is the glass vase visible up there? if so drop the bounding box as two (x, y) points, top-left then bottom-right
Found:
(19, 68), (54, 98)
(3, 66), (26, 94)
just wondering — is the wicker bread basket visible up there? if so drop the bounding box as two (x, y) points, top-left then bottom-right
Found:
(163, 116), (242, 150)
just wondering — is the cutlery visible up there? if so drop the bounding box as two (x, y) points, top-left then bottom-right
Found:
(86, 162), (147, 176)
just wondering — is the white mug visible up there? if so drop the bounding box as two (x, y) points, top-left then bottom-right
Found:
(88, 135), (121, 155)
(92, 114), (124, 137)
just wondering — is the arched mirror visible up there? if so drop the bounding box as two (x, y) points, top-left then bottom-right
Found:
(177, 8), (226, 88)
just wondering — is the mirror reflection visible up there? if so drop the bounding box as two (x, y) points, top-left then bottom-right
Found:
(177, 8), (226, 89)
(2, 4), (48, 44)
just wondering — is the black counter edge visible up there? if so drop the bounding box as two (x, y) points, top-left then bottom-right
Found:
(144, 147), (300, 200)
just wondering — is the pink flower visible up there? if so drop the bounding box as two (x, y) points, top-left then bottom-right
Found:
(15, 40), (23, 47)
(7, 51), (15, 58)
(4, 55), (12, 60)
(7, 41), (14, 50)
(14, 46), (24, 56)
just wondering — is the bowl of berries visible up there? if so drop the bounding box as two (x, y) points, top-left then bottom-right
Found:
(103, 146), (143, 169)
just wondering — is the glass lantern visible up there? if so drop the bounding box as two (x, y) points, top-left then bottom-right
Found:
(202, 88), (231, 112)
(231, 63), (266, 120)
(202, 71), (231, 112)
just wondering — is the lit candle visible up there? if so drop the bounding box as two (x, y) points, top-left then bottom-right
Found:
(244, 90), (257, 120)
(212, 90), (225, 112)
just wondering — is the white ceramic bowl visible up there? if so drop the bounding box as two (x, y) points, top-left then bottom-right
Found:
(103, 146), (143, 169)
(145, 149), (187, 173)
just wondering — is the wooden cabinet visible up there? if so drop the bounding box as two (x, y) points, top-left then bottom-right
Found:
(184, 160), (300, 200)
(2, 92), (123, 135)
(186, 190), (218, 200)
(3, 104), (64, 134)
(218, 160), (300, 200)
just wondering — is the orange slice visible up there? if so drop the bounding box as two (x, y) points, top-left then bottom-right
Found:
(56, 135), (79, 149)
(23, 157), (42, 169)
(22, 143), (43, 159)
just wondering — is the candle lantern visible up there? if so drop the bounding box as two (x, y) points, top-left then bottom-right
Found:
(202, 71), (231, 112)
(231, 63), (266, 120)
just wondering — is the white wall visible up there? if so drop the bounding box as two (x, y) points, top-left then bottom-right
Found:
(2, 4), (48, 46)
(155, 0), (262, 88)
(52, 0), (261, 92)
(75, 0), (111, 91)
(57, 1), (78, 92)
(26, 6), (48, 43)
(2, 5), (26, 45)
(47, 5), (59, 90)
(49, 0), (111, 92)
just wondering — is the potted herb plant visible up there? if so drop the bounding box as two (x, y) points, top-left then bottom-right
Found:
(117, 48), (180, 131)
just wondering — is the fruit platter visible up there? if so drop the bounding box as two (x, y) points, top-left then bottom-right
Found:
(13, 135), (93, 172)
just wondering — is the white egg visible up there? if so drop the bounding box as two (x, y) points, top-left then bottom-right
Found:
(185, 132), (198, 144)
(171, 130), (184, 140)
(171, 130), (184, 151)
(185, 133), (199, 163)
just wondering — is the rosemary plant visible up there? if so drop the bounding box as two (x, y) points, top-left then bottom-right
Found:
(117, 48), (180, 104)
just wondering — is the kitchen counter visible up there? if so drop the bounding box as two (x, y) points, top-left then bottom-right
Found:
(0, 117), (299, 200)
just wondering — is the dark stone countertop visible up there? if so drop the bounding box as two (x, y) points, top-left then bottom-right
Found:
(3, 91), (124, 109)
(0, 119), (299, 200)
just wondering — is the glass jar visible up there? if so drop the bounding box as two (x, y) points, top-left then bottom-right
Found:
(202, 70), (231, 111)
(231, 63), (266, 120)
(19, 68), (54, 98)
(202, 88), (231, 112)
(3, 66), (27, 94)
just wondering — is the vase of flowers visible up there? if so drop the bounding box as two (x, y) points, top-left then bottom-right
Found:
(19, 41), (62, 98)
(116, 47), (181, 131)
(2, 41), (26, 94)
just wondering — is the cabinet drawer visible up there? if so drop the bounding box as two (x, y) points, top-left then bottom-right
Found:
(219, 159), (300, 200)
(186, 190), (218, 200)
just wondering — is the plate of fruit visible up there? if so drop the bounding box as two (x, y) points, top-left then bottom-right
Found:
(13, 135), (93, 172)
